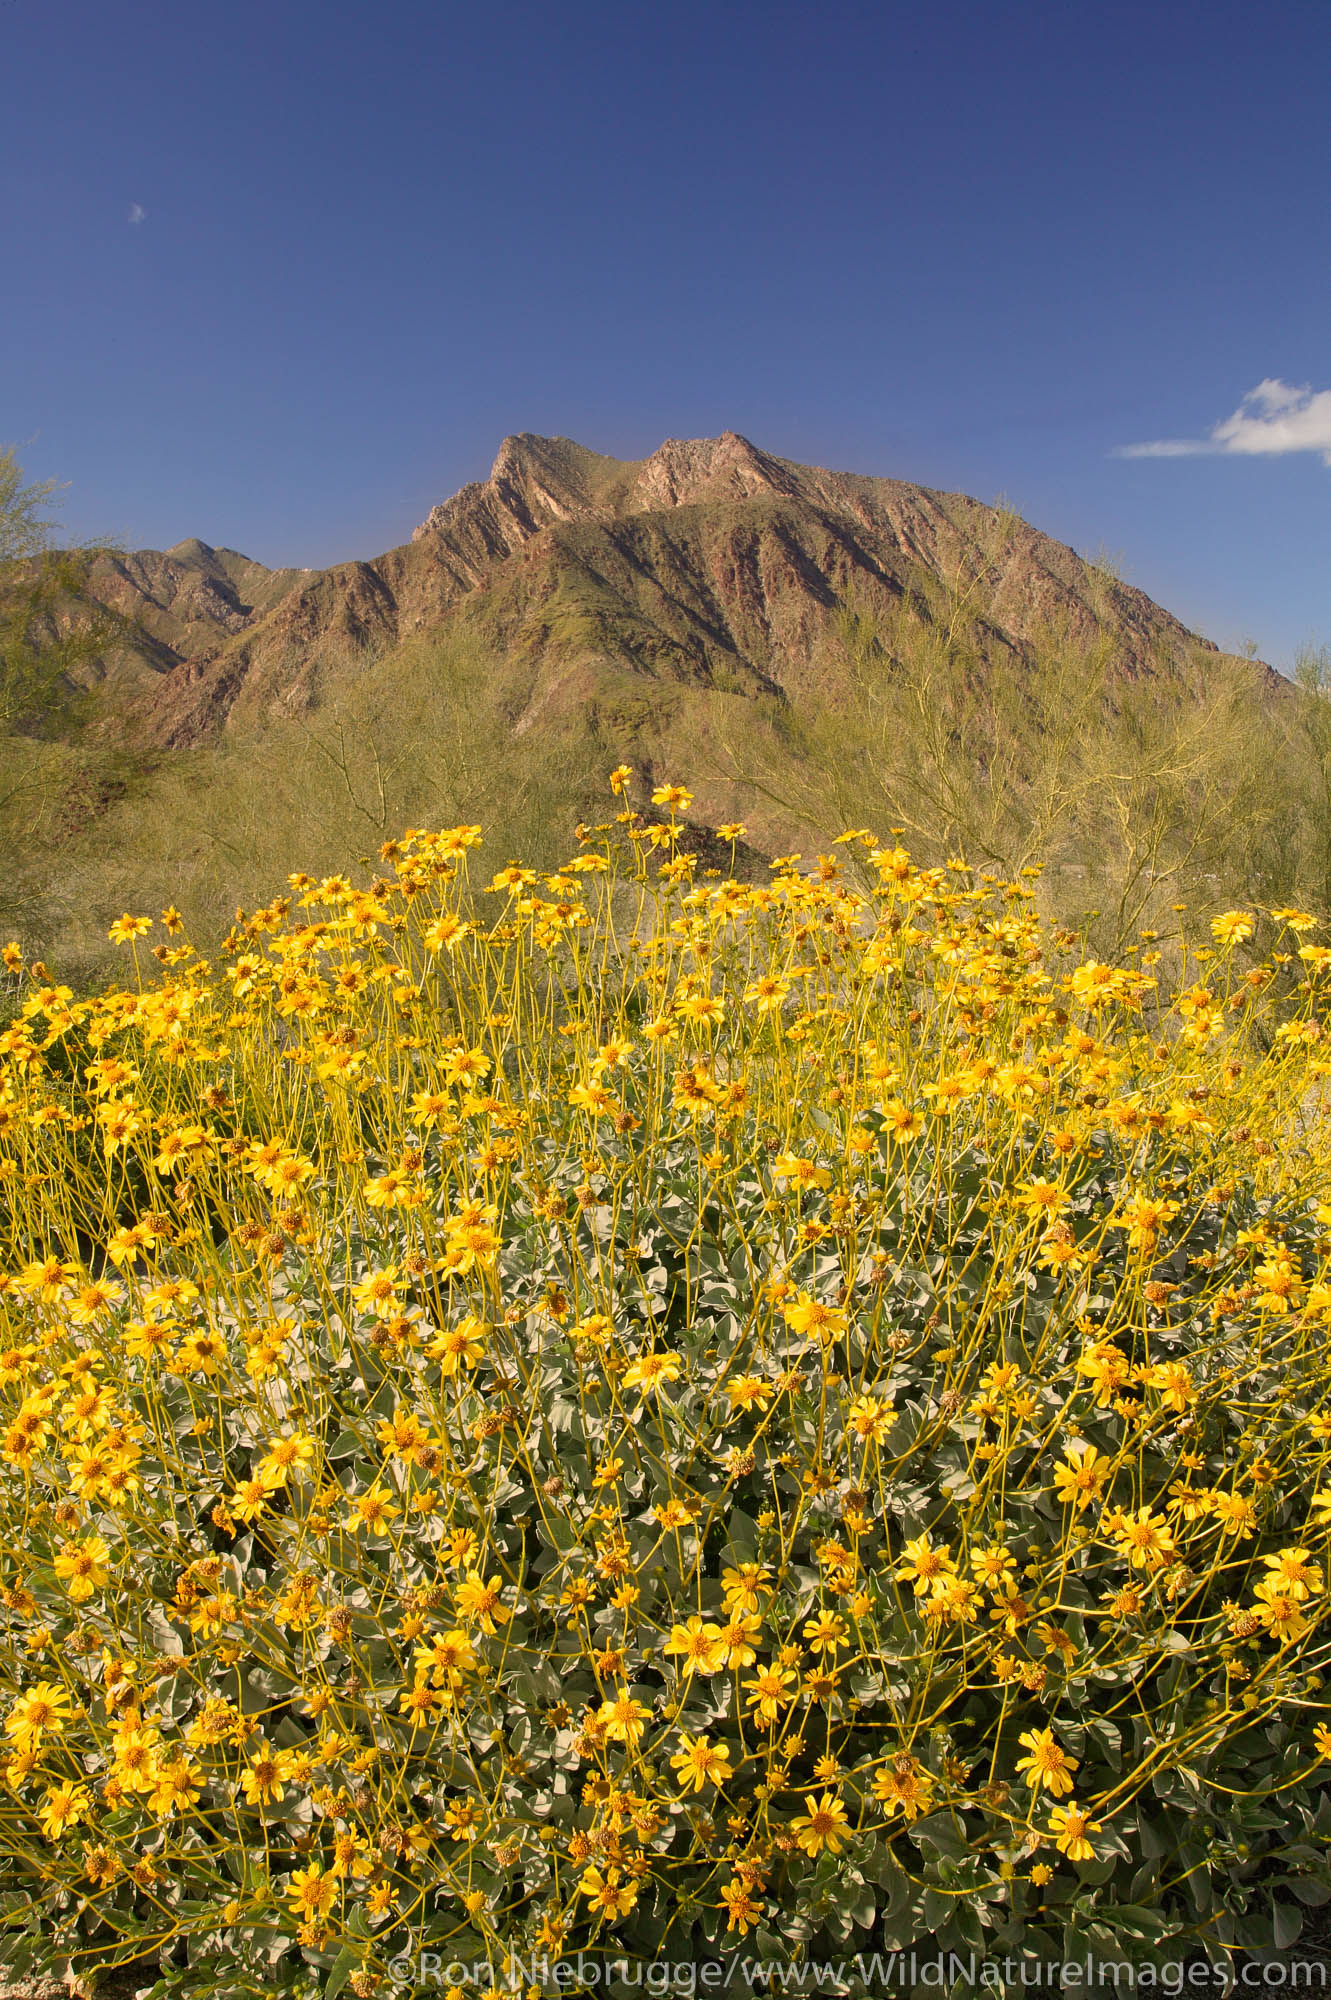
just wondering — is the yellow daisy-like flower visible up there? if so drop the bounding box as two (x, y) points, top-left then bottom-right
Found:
(1047, 1802), (1102, 1861)
(1109, 1506), (1176, 1571)
(743, 1666), (795, 1720)
(895, 1532), (956, 1596)
(580, 1862), (638, 1917)
(721, 1564), (771, 1614)
(803, 1610), (850, 1656)
(848, 1394), (894, 1442)
(790, 1789), (850, 1856)
(1261, 1548), (1324, 1603)
(1052, 1442), (1109, 1512)
(1014, 1727), (1079, 1798)
(597, 1693), (649, 1745)
(1210, 910), (1255, 947)
(720, 1877), (764, 1933)
(453, 1573), (511, 1634)
(622, 1349), (682, 1396)
(288, 1863), (337, 1920)
(664, 1617), (727, 1677)
(350, 1267), (401, 1318)
(781, 1292), (847, 1342)
(148, 1754), (202, 1818)
(872, 1758), (935, 1822)
(38, 1779), (91, 1840)
(343, 1485), (399, 1535)
(5, 1682), (73, 1752)
(256, 1430), (316, 1488)
(427, 1314), (489, 1374)
(669, 1733), (733, 1793)
(241, 1740), (296, 1806)
(53, 1535), (111, 1603)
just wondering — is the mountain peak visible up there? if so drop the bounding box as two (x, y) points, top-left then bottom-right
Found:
(414, 432), (802, 543)
(632, 431), (795, 509)
(413, 433), (620, 543)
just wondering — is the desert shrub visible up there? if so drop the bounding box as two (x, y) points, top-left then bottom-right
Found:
(0, 775), (1330, 1996)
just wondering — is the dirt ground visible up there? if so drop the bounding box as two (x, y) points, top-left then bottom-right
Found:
(0, 1975), (147, 2000)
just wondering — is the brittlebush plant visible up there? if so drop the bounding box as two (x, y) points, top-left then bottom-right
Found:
(1, 772), (1330, 1996)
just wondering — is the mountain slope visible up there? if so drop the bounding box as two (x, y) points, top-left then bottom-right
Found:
(83, 539), (309, 693)
(83, 431), (1246, 752)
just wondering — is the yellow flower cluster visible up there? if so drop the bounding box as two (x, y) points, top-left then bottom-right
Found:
(0, 780), (1328, 1986)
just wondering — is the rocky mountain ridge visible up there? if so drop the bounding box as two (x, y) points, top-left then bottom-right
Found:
(78, 431), (1257, 752)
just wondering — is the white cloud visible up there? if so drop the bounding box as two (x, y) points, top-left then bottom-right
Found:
(1118, 378), (1331, 467)
(128, 203), (146, 224)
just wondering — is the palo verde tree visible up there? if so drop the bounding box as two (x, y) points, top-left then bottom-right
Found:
(0, 446), (121, 736)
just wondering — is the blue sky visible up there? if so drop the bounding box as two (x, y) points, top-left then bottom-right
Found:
(5, 0), (1329, 668)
